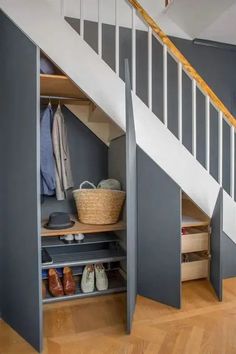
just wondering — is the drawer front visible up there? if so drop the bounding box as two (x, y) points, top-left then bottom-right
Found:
(181, 259), (209, 282)
(182, 233), (209, 253)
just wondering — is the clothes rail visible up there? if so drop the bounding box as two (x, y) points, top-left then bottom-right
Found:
(40, 95), (90, 103)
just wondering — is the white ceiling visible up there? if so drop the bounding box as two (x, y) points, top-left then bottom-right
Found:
(140, 0), (236, 45)
(163, 0), (236, 44)
(139, 0), (190, 38)
(199, 3), (236, 46)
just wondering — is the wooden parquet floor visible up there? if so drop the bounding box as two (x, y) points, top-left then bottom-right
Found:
(2, 278), (236, 354)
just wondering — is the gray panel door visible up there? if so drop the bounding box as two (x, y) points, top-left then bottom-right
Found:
(125, 59), (137, 333)
(0, 12), (42, 352)
(137, 148), (181, 308)
(210, 188), (223, 301)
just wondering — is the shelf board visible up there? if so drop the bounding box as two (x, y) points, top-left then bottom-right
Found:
(182, 216), (209, 228)
(42, 247), (126, 269)
(40, 74), (90, 104)
(43, 270), (126, 304)
(42, 232), (119, 248)
(41, 217), (126, 237)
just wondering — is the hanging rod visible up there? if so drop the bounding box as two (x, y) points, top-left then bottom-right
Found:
(40, 95), (90, 102)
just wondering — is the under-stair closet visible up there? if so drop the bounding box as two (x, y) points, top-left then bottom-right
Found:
(40, 55), (127, 305)
(0, 11), (137, 352)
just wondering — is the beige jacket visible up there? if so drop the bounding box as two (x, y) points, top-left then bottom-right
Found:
(52, 106), (73, 200)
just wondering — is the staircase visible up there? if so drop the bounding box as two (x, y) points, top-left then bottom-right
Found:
(0, 0), (235, 243)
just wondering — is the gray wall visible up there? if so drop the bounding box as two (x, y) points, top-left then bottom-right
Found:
(172, 38), (235, 196)
(41, 106), (108, 220)
(172, 37), (236, 116)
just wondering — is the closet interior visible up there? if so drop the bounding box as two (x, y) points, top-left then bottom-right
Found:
(40, 53), (127, 304)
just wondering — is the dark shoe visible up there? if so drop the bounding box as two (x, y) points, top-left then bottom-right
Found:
(42, 281), (47, 299)
(63, 267), (76, 296)
(48, 269), (64, 297)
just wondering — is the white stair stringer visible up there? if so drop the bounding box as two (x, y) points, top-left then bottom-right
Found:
(0, 0), (235, 243)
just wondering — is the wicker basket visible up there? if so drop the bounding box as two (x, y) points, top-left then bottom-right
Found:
(73, 181), (126, 225)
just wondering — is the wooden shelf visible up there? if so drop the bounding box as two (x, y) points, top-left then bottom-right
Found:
(40, 74), (90, 104)
(182, 216), (209, 228)
(41, 217), (126, 237)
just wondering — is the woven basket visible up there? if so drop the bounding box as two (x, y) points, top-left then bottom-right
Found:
(73, 181), (126, 225)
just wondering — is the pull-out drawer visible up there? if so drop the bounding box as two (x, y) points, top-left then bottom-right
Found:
(182, 253), (209, 282)
(182, 228), (209, 253)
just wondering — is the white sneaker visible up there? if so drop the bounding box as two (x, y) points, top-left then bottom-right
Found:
(95, 264), (108, 291)
(81, 265), (95, 293)
(74, 233), (85, 242)
(61, 234), (74, 243)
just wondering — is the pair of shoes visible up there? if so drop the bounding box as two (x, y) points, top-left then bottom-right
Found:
(48, 267), (76, 297)
(81, 264), (108, 293)
(60, 233), (85, 243)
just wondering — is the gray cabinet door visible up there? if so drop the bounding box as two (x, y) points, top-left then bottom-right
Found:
(210, 188), (223, 301)
(125, 59), (137, 333)
(137, 149), (182, 309)
(0, 12), (42, 352)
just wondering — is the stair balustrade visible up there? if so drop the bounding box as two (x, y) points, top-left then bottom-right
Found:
(58, 0), (236, 202)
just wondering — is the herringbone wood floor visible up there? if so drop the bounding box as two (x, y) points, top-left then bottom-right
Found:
(1, 278), (236, 354)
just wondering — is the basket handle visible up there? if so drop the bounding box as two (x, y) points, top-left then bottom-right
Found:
(79, 181), (96, 189)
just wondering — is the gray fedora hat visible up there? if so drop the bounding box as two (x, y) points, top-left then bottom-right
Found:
(44, 212), (75, 230)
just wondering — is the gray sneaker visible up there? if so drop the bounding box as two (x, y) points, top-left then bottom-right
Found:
(81, 265), (95, 293)
(95, 264), (108, 291)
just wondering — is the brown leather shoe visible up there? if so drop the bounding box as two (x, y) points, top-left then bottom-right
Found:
(48, 269), (64, 297)
(63, 267), (76, 296)
(42, 281), (47, 299)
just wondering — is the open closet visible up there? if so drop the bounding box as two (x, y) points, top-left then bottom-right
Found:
(137, 149), (223, 309)
(0, 12), (137, 353)
(40, 58), (127, 305)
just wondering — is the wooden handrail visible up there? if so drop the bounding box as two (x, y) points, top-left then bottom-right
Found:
(127, 0), (236, 128)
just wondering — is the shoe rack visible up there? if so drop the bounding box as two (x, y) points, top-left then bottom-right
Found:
(41, 229), (127, 304)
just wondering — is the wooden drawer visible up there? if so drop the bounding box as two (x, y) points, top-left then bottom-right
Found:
(182, 231), (209, 253)
(182, 254), (209, 282)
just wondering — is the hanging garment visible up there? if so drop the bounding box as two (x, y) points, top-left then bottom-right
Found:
(52, 105), (74, 200)
(40, 103), (56, 196)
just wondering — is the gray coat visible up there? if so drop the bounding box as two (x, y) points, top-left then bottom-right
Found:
(40, 104), (55, 196)
(52, 106), (73, 200)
